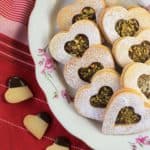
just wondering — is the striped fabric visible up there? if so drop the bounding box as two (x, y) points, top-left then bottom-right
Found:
(0, 1), (90, 150)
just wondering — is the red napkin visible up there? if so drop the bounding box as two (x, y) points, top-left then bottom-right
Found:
(0, 1), (90, 150)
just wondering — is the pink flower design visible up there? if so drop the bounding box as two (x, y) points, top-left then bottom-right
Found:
(130, 136), (150, 149)
(38, 49), (56, 73)
(61, 90), (74, 103)
(136, 136), (150, 146)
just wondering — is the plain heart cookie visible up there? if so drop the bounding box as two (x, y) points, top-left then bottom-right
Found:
(113, 29), (150, 67)
(102, 88), (150, 135)
(57, 0), (105, 30)
(46, 137), (70, 150)
(4, 76), (33, 103)
(99, 6), (150, 44)
(23, 112), (51, 139)
(49, 20), (101, 64)
(74, 69), (120, 121)
(64, 44), (115, 89)
(121, 62), (150, 101)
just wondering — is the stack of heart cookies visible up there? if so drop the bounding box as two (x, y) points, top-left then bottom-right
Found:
(49, 0), (150, 135)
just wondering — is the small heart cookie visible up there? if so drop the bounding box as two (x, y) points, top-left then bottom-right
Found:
(23, 112), (51, 139)
(64, 45), (115, 89)
(57, 0), (105, 30)
(113, 29), (150, 67)
(74, 69), (120, 121)
(4, 77), (33, 103)
(46, 137), (70, 150)
(99, 6), (150, 43)
(102, 88), (150, 135)
(49, 20), (101, 64)
(121, 63), (150, 101)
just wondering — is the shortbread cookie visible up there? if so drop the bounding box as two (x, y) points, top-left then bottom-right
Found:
(46, 137), (70, 150)
(113, 29), (150, 67)
(146, 59), (150, 65)
(5, 77), (33, 103)
(99, 6), (150, 44)
(105, 0), (138, 8)
(102, 88), (150, 135)
(121, 63), (150, 101)
(57, 0), (105, 30)
(64, 45), (115, 89)
(49, 20), (101, 64)
(23, 112), (51, 139)
(74, 69), (120, 121)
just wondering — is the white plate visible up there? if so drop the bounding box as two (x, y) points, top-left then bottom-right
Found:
(28, 0), (150, 149)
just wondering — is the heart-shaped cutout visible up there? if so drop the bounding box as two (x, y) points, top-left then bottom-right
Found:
(115, 106), (141, 125)
(100, 6), (150, 43)
(75, 69), (120, 121)
(113, 29), (150, 67)
(121, 63), (150, 101)
(102, 89), (150, 135)
(50, 20), (101, 64)
(78, 62), (104, 82)
(57, 0), (105, 30)
(64, 34), (89, 57)
(64, 45), (115, 89)
(115, 19), (139, 37)
(138, 74), (150, 99)
(129, 41), (150, 63)
(90, 86), (113, 108)
(72, 7), (96, 24)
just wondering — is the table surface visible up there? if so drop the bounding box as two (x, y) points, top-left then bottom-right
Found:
(0, 0), (90, 150)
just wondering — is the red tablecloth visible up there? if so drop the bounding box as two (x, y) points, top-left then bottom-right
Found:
(0, 1), (90, 150)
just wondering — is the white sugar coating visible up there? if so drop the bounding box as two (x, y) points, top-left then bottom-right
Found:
(57, 0), (105, 30)
(64, 45), (115, 89)
(101, 6), (150, 43)
(102, 90), (150, 135)
(102, 6), (127, 43)
(49, 20), (101, 64)
(74, 69), (120, 121)
(113, 29), (150, 67)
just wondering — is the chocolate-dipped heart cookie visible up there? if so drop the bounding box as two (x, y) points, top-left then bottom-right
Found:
(23, 112), (51, 139)
(57, 0), (105, 30)
(64, 45), (115, 89)
(99, 6), (150, 44)
(4, 77), (33, 103)
(113, 29), (150, 67)
(121, 63), (150, 101)
(75, 69), (120, 121)
(102, 88), (150, 135)
(46, 137), (70, 150)
(49, 20), (101, 64)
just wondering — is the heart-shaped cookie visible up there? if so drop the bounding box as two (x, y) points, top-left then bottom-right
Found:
(49, 20), (101, 64)
(113, 29), (150, 67)
(99, 6), (150, 44)
(102, 88), (150, 135)
(4, 77), (33, 103)
(121, 63), (150, 101)
(46, 137), (70, 150)
(74, 69), (120, 121)
(64, 45), (115, 89)
(23, 112), (51, 139)
(57, 0), (105, 30)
